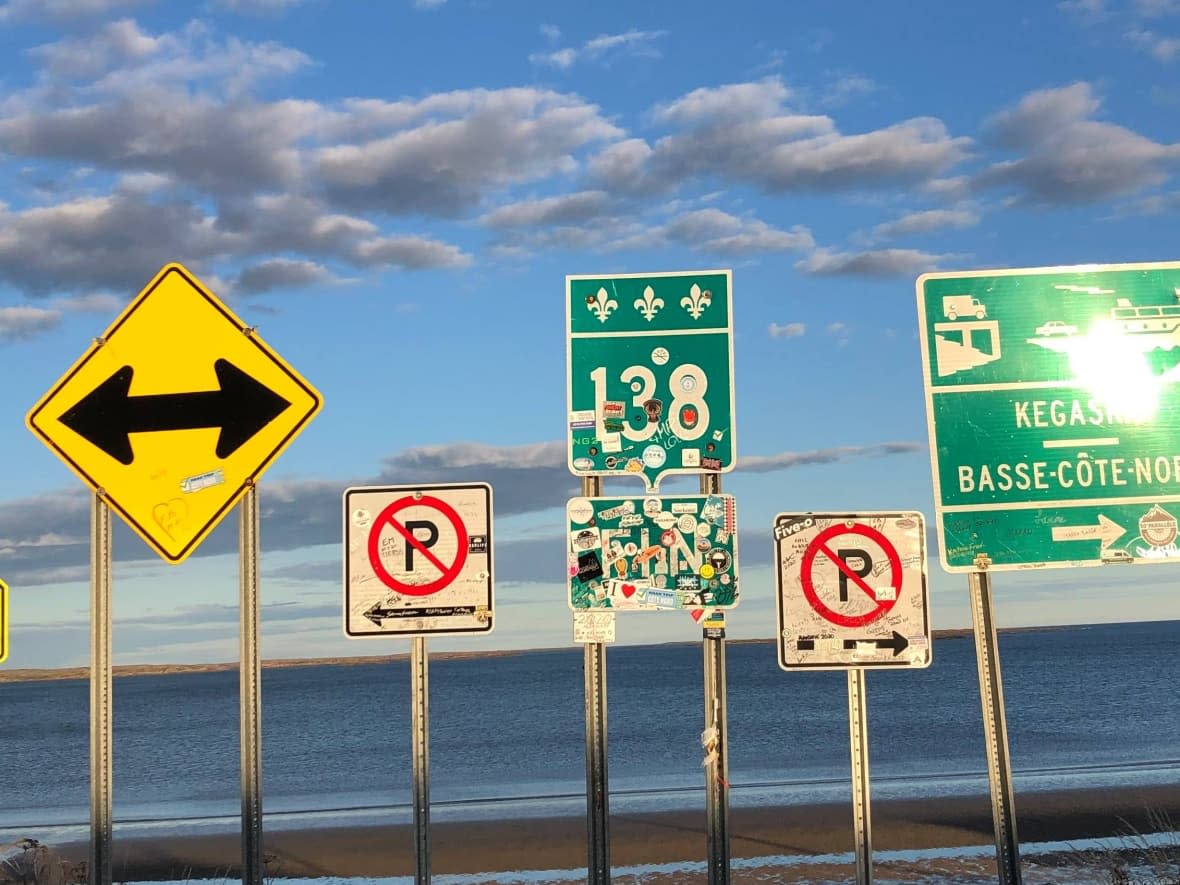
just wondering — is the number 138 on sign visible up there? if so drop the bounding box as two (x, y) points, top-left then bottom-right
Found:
(567, 270), (736, 492)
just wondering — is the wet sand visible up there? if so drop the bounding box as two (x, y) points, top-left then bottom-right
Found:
(48, 783), (1180, 880)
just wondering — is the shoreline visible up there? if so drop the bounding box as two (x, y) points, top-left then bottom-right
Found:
(0, 621), (1134, 683)
(45, 783), (1180, 880)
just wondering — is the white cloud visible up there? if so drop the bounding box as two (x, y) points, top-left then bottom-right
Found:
(738, 442), (925, 473)
(0, 305), (61, 340)
(0, 0), (146, 21)
(414, 0), (446, 8)
(660, 208), (814, 255)
(235, 258), (335, 294)
(1127, 27), (1180, 60)
(314, 88), (621, 214)
(480, 191), (612, 229)
(796, 247), (952, 277)
(214, 0), (309, 13)
(769, 322), (805, 338)
(872, 208), (979, 240)
(602, 77), (970, 197)
(530, 28), (666, 69)
(977, 82), (1180, 203)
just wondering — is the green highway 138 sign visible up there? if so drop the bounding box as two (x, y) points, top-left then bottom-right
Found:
(567, 270), (735, 492)
(917, 260), (1180, 572)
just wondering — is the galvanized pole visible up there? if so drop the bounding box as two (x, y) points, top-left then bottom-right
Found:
(89, 493), (113, 885)
(239, 485), (263, 885)
(411, 636), (431, 884)
(582, 475), (610, 884)
(700, 473), (730, 885)
(968, 556), (1022, 885)
(847, 668), (872, 885)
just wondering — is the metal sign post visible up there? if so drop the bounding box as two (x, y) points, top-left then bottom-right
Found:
(239, 486), (263, 885)
(700, 474), (730, 885)
(847, 669), (872, 885)
(581, 475), (610, 885)
(89, 493), (112, 885)
(969, 557), (1022, 885)
(411, 636), (431, 884)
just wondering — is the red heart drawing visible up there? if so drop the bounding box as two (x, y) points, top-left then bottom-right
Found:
(621, 583), (637, 598)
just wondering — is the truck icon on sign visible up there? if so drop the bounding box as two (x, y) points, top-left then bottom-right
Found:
(943, 294), (987, 321)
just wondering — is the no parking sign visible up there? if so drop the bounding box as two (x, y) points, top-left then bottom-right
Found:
(344, 483), (493, 637)
(774, 512), (931, 670)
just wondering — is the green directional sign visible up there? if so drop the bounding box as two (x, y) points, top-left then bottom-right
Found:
(567, 270), (735, 492)
(917, 260), (1180, 571)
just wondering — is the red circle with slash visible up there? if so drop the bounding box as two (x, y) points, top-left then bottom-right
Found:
(367, 495), (467, 596)
(800, 523), (901, 627)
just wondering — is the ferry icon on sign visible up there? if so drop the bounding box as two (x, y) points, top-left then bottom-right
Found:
(933, 295), (1001, 377)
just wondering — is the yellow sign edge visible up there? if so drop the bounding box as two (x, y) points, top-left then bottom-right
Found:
(0, 579), (8, 664)
(24, 263), (324, 565)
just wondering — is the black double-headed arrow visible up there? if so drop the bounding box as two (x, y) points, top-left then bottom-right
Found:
(795, 630), (909, 656)
(60, 359), (290, 466)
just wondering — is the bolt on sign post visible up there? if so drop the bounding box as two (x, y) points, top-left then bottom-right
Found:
(26, 263), (323, 885)
(343, 482), (494, 885)
(774, 512), (930, 885)
(916, 260), (1180, 572)
(567, 270), (735, 494)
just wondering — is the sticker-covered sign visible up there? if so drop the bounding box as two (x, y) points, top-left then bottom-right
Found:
(774, 512), (930, 671)
(344, 483), (493, 638)
(917, 260), (1180, 571)
(567, 270), (735, 493)
(567, 494), (738, 611)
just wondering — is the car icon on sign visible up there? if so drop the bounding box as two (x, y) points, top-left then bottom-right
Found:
(1035, 320), (1078, 336)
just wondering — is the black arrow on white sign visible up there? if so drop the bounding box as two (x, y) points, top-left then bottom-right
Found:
(59, 359), (290, 465)
(842, 630), (909, 656)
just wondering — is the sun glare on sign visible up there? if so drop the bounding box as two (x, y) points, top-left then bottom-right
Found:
(1068, 320), (1163, 423)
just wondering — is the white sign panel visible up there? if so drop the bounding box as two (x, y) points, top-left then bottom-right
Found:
(573, 611), (616, 643)
(774, 511), (931, 671)
(344, 483), (493, 638)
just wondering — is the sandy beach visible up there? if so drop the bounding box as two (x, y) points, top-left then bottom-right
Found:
(48, 784), (1179, 881)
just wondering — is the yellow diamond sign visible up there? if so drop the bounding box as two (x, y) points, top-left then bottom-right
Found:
(27, 263), (323, 564)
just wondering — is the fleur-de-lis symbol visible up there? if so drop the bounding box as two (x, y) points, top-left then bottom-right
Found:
(586, 287), (617, 323)
(633, 285), (664, 322)
(681, 284), (712, 320)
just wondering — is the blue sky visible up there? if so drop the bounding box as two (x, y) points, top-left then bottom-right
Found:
(1, 0), (1178, 668)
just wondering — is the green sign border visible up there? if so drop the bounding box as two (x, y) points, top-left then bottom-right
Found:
(566, 270), (735, 493)
(917, 260), (1180, 572)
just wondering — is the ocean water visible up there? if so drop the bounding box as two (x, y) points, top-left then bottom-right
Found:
(0, 620), (1177, 842)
